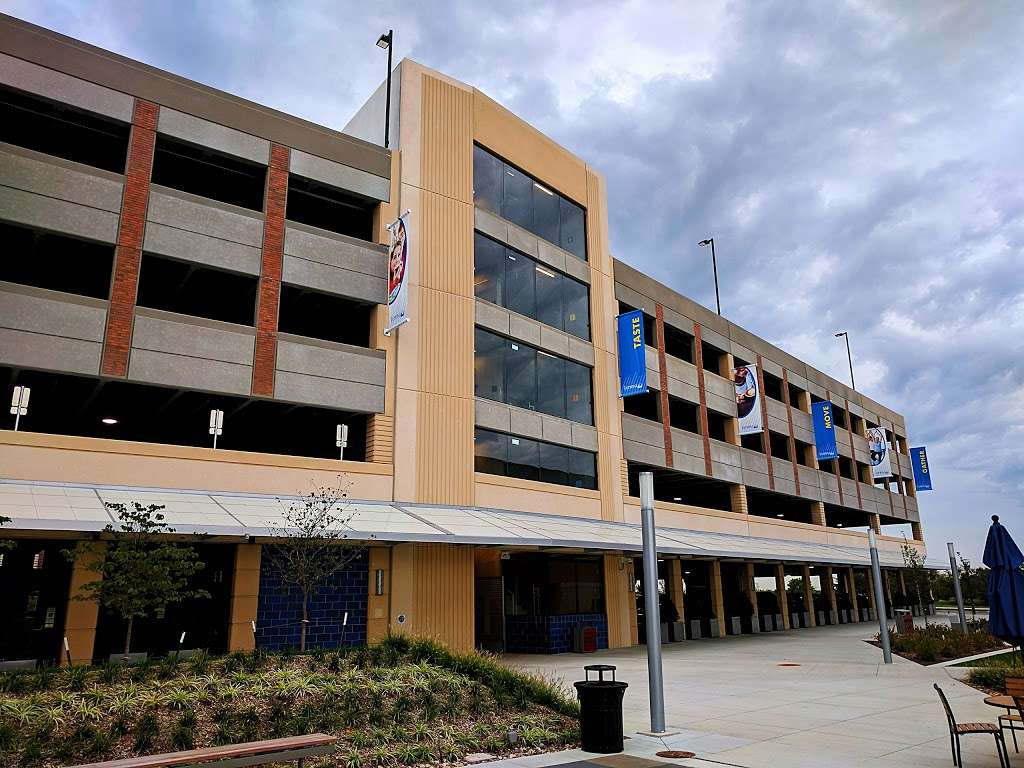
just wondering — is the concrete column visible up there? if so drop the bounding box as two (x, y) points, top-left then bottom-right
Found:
(603, 554), (638, 649)
(811, 501), (827, 527)
(869, 514), (882, 534)
(367, 546), (391, 643)
(667, 558), (686, 627)
(743, 563), (758, 619)
(63, 543), (105, 665)
(802, 564), (817, 627)
(865, 567), (879, 620)
(730, 484), (749, 515)
(775, 564), (790, 629)
(227, 543), (262, 652)
(824, 566), (839, 622)
(911, 521), (924, 542)
(847, 567), (860, 621)
(710, 560), (727, 638)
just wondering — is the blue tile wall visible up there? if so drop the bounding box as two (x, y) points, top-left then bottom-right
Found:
(506, 613), (608, 653)
(256, 548), (368, 650)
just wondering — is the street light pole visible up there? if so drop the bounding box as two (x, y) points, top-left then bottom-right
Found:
(376, 30), (394, 149)
(835, 331), (855, 390)
(869, 529), (892, 664)
(639, 471), (667, 734)
(698, 238), (720, 315)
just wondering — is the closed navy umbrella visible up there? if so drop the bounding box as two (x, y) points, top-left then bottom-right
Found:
(983, 515), (1024, 651)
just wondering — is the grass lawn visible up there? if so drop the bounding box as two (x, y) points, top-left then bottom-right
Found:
(0, 635), (579, 767)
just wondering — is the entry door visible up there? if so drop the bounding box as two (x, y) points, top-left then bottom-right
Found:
(474, 576), (505, 652)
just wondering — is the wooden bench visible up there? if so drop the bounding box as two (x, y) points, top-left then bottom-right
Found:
(69, 734), (338, 768)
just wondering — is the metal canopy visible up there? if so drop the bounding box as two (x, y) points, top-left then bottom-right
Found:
(0, 480), (935, 569)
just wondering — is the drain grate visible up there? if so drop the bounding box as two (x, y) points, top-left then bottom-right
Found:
(656, 750), (696, 759)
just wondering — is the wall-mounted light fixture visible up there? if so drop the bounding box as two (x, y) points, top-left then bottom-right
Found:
(375, 568), (385, 596)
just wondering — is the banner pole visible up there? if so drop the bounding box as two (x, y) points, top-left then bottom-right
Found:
(869, 530), (893, 664)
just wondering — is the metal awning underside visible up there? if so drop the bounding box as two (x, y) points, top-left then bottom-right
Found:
(0, 480), (934, 569)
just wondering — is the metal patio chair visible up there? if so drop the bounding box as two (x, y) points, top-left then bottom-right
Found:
(996, 678), (1024, 752)
(934, 683), (1009, 768)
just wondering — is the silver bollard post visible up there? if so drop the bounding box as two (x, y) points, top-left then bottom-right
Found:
(868, 530), (892, 664)
(639, 471), (667, 734)
(947, 542), (967, 633)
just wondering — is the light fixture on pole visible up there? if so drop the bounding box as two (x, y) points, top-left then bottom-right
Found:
(835, 331), (855, 390)
(336, 423), (349, 461)
(208, 409), (224, 449)
(698, 238), (721, 315)
(9, 385), (29, 431)
(376, 29), (394, 149)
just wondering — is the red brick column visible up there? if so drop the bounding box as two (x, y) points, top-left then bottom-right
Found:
(654, 304), (673, 467)
(755, 355), (774, 490)
(845, 398), (863, 507)
(251, 144), (290, 397)
(101, 99), (158, 377)
(782, 369), (801, 494)
(692, 323), (713, 475)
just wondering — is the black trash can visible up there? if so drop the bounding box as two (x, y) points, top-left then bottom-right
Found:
(574, 664), (628, 753)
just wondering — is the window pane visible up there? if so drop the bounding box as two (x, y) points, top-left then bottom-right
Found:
(501, 165), (533, 230)
(474, 232), (504, 305)
(547, 559), (578, 614)
(534, 263), (562, 328)
(504, 250), (535, 318)
(473, 145), (502, 214)
(507, 435), (539, 481)
(569, 449), (597, 489)
(532, 181), (560, 243)
(576, 559), (604, 613)
(559, 198), (586, 260)
(474, 328), (505, 402)
(564, 360), (593, 425)
(539, 442), (569, 486)
(504, 340), (537, 411)
(562, 278), (590, 340)
(474, 429), (507, 476)
(536, 352), (566, 419)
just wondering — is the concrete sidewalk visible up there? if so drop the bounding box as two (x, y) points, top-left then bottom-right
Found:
(497, 622), (1015, 768)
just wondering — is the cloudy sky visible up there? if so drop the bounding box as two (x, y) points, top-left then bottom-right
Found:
(7, 0), (1021, 561)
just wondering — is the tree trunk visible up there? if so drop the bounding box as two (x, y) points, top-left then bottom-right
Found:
(300, 594), (308, 652)
(124, 615), (134, 657)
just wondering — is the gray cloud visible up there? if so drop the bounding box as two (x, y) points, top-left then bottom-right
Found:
(6, 0), (1022, 559)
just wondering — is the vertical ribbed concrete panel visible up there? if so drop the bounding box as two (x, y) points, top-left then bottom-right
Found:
(603, 554), (634, 648)
(410, 74), (475, 505)
(391, 543), (474, 651)
(811, 500), (827, 526)
(228, 544), (261, 652)
(730, 484), (749, 515)
(63, 544), (105, 665)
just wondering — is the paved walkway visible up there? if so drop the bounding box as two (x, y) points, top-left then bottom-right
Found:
(498, 621), (1016, 768)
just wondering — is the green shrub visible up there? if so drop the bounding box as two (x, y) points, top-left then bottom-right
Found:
(133, 712), (160, 753)
(884, 623), (1004, 664)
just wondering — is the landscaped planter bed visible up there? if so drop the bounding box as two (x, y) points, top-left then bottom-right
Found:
(0, 636), (579, 767)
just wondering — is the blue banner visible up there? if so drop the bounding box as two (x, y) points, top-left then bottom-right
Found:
(616, 310), (648, 397)
(910, 446), (933, 491)
(811, 400), (838, 461)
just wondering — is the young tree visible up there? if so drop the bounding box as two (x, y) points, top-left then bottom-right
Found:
(266, 482), (366, 651)
(69, 502), (209, 657)
(901, 540), (933, 618)
(956, 553), (984, 619)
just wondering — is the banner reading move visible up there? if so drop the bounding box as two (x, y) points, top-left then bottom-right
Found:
(811, 400), (838, 460)
(386, 212), (411, 333)
(867, 425), (893, 479)
(733, 363), (763, 435)
(910, 446), (933, 491)
(617, 310), (648, 397)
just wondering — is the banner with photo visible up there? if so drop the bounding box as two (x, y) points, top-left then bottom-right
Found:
(386, 212), (411, 333)
(733, 363), (763, 435)
(616, 309), (648, 397)
(910, 446), (933, 491)
(867, 425), (893, 479)
(811, 400), (838, 460)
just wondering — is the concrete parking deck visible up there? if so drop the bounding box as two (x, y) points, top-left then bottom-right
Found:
(501, 622), (1015, 768)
